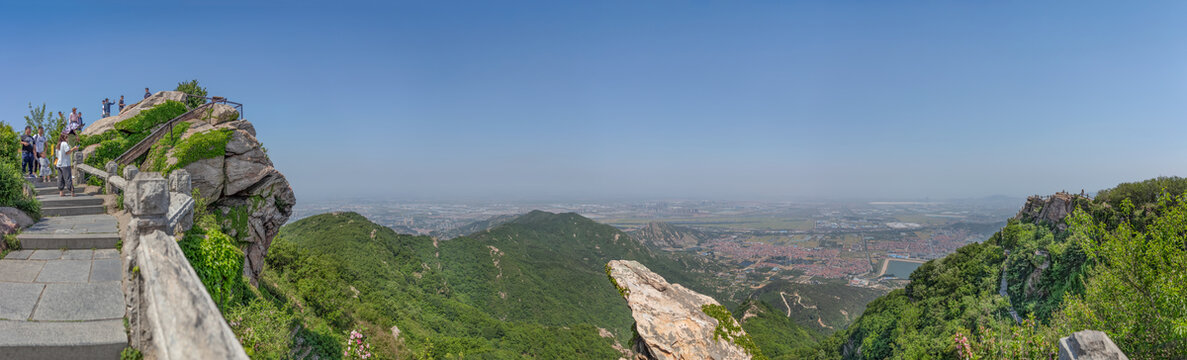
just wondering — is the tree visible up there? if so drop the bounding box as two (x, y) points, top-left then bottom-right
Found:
(175, 79), (209, 108)
(24, 103), (65, 142)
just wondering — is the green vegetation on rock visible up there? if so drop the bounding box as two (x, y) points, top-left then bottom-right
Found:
(179, 214), (250, 310)
(702, 303), (767, 360)
(161, 128), (231, 174)
(81, 100), (188, 169)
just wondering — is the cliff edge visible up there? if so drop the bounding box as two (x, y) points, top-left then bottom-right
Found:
(607, 260), (760, 360)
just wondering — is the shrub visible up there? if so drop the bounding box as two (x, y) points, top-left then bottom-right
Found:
(226, 298), (295, 359)
(0, 125), (40, 218)
(179, 214), (249, 310)
(0, 122), (20, 168)
(119, 347), (143, 360)
(175, 79), (208, 108)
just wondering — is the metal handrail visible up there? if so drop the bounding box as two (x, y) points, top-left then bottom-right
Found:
(180, 93), (243, 118)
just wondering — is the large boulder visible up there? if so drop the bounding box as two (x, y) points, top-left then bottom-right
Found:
(84, 91), (188, 136)
(607, 260), (757, 360)
(1058, 330), (1128, 360)
(151, 110), (294, 285)
(0, 207), (35, 229)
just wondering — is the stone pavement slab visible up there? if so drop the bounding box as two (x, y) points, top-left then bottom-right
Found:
(35, 260), (91, 283)
(0, 283), (44, 320)
(3, 250), (33, 260)
(61, 250), (94, 260)
(93, 249), (118, 259)
(0, 261), (44, 282)
(28, 250), (63, 260)
(90, 259), (121, 283)
(31, 283), (123, 321)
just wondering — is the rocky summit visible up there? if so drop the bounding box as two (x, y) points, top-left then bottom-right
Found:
(166, 103), (294, 284)
(607, 260), (756, 360)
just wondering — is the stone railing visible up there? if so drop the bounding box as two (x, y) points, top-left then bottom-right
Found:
(76, 161), (193, 234)
(120, 171), (248, 359)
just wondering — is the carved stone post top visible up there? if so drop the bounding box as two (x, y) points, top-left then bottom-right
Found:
(105, 161), (118, 175)
(123, 165), (140, 180)
(128, 172), (169, 217)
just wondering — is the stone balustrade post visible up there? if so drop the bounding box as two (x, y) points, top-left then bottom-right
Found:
(73, 151), (85, 186)
(123, 171), (169, 353)
(105, 161), (119, 194)
(168, 170), (194, 233)
(122, 166), (139, 209)
(126, 172), (169, 239)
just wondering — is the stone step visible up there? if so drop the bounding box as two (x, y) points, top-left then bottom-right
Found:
(42, 205), (106, 217)
(0, 319), (126, 360)
(38, 195), (104, 208)
(35, 186), (59, 196)
(16, 233), (120, 249)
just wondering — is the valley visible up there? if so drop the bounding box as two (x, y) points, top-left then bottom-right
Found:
(292, 197), (1015, 334)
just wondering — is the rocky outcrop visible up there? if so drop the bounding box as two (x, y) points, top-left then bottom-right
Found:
(606, 260), (757, 360)
(1015, 192), (1082, 231)
(84, 91), (188, 136)
(1058, 330), (1128, 360)
(630, 222), (704, 249)
(151, 104), (294, 285)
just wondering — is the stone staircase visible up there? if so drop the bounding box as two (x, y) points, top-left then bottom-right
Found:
(0, 181), (127, 359)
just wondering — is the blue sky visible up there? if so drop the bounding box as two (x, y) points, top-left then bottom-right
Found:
(2, 1), (1185, 201)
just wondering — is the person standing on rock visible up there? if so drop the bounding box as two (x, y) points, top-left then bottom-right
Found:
(101, 98), (114, 118)
(66, 108), (84, 135)
(19, 126), (35, 177)
(144, 87), (151, 99)
(118, 95), (125, 113)
(56, 133), (75, 197)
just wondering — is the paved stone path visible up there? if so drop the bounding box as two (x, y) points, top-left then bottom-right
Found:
(0, 182), (127, 359)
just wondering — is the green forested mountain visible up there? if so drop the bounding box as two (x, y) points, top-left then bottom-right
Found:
(437, 210), (729, 340)
(749, 281), (885, 333)
(739, 300), (824, 359)
(254, 210), (799, 359)
(811, 177), (1187, 359)
(262, 212), (621, 359)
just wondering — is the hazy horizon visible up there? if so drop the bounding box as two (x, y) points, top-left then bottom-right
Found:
(3, 1), (1185, 202)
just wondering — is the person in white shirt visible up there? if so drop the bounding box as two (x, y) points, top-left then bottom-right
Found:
(56, 134), (76, 197)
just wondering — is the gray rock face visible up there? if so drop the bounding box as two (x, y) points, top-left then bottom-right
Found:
(187, 157), (225, 200)
(1059, 330), (1128, 360)
(607, 260), (753, 360)
(152, 115), (294, 285)
(0, 207), (35, 229)
(1015, 192), (1081, 231)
